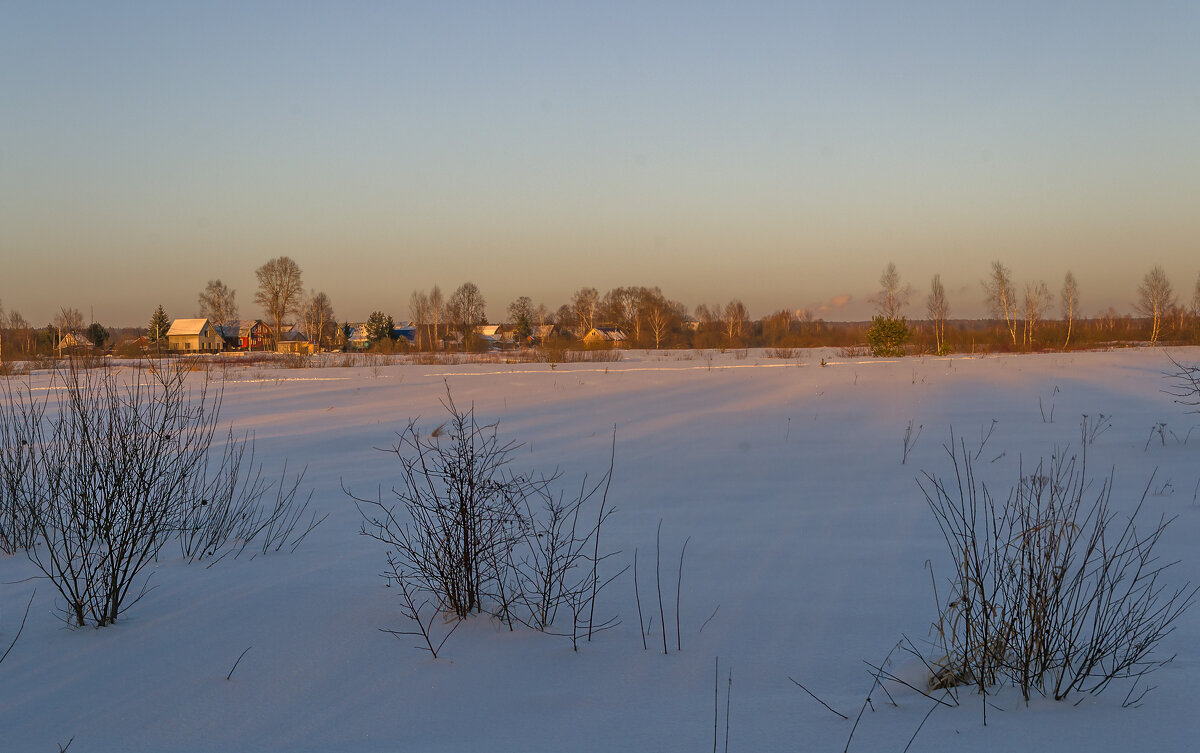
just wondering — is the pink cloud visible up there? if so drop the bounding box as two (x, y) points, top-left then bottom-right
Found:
(816, 293), (854, 313)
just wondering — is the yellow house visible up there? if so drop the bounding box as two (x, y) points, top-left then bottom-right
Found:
(582, 326), (626, 345)
(166, 318), (223, 352)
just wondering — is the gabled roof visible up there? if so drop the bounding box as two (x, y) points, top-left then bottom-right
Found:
(277, 330), (309, 342)
(58, 332), (94, 348)
(346, 324), (370, 342)
(584, 326), (626, 342)
(166, 318), (212, 337)
(216, 320), (270, 338)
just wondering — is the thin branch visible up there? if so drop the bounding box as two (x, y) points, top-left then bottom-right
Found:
(788, 675), (848, 720)
(226, 646), (252, 681)
(0, 589), (34, 666)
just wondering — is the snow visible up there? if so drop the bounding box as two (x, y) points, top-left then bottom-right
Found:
(2, 347), (1199, 752)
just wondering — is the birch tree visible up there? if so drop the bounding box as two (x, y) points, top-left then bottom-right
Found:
(1021, 281), (1053, 347)
(873, 262), (911, 320)
(1134, 266), (1175, 344)
(571, 287), (599, 338)
(1190, 272), (1200, 329)
(428, 285), (444, 349)
(982, 261), (1018, 346)
(1061, 272), (1080, 348)
(197, 280), (238, 329)
(926, 274), (949, 355)
(301, 291), (335, 350)
(722, 299), (749, 346)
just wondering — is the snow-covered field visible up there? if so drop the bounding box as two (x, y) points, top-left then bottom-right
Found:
(2, 348), (1199, 752)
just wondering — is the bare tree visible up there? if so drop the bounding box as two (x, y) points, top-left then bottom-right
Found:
(300, 290), (335, 351)
(1134, 265), (1175, 344)
(446, 282), (487, 344)
(253, 257), (304, 347)
(1022, 280), (1053, 347)
(428, 285), (444, 349)
(873, 262), (911, 320)
(722, 300), (748, 346)
(762, 309), (797, 346)
(1190, 271), (1200, 336)
(602, 287), (644, 345)
(982, 261), (1018, 346)
(197, 280), (239, 329)
(645, 292), (683, 349)
(409, 290), (431, 351)
(554, 303), (577, 337)
(1061, 271), (1080, 349)
(926, 274), (949, 355)
(53, 308), (85, 354)
(54, 307), (84, 336)
(571, 287), (599, 338)
(9, 311), (31, 358)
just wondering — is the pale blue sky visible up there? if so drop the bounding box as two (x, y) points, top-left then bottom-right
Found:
(2, 1), (1198, 326)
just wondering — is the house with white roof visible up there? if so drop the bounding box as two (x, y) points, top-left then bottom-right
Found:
(166, 318), (223, 352)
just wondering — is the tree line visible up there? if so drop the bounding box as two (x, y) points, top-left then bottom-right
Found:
(3, 258), (1200, 361)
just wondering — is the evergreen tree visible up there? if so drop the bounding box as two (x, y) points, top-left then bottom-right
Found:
(365, 311), (394, 343)
(866, 315), (910, 357)
(85, 322), (109, 348)
(148, 305), (170, 342)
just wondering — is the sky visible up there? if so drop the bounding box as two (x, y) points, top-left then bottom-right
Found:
(2, 1), (1199, 327)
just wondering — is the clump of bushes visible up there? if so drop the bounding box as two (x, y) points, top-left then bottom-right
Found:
(0, 359), (318, 627)
(920, 438), (1196, 703)
(350, 388), (620, 655)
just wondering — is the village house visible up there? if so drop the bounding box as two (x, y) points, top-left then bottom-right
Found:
(343, 323), (372, 350)
(275, 329), (314, 355)
(56, 332), (94, 351)
(216, 320), (273, 351)
(392, 322), (417, 345)
(582, 326), (627, 345)
(166, 318), (223, 352)
(530, 323), (559, 347)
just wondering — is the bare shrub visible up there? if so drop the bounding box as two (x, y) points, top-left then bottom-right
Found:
(350, 388), (619, 651)
(920, 437), (1196, 702)
(0, 359), (315, 627)
(277, 353), (309, 369)
(0, 381), (39, 554)
(2, 361), (219, 626)
(176, 446), (322, 562)
(582, 348), (621, 363)
(535, 348), (622, 364)
(1165, 355), (1200, 412)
